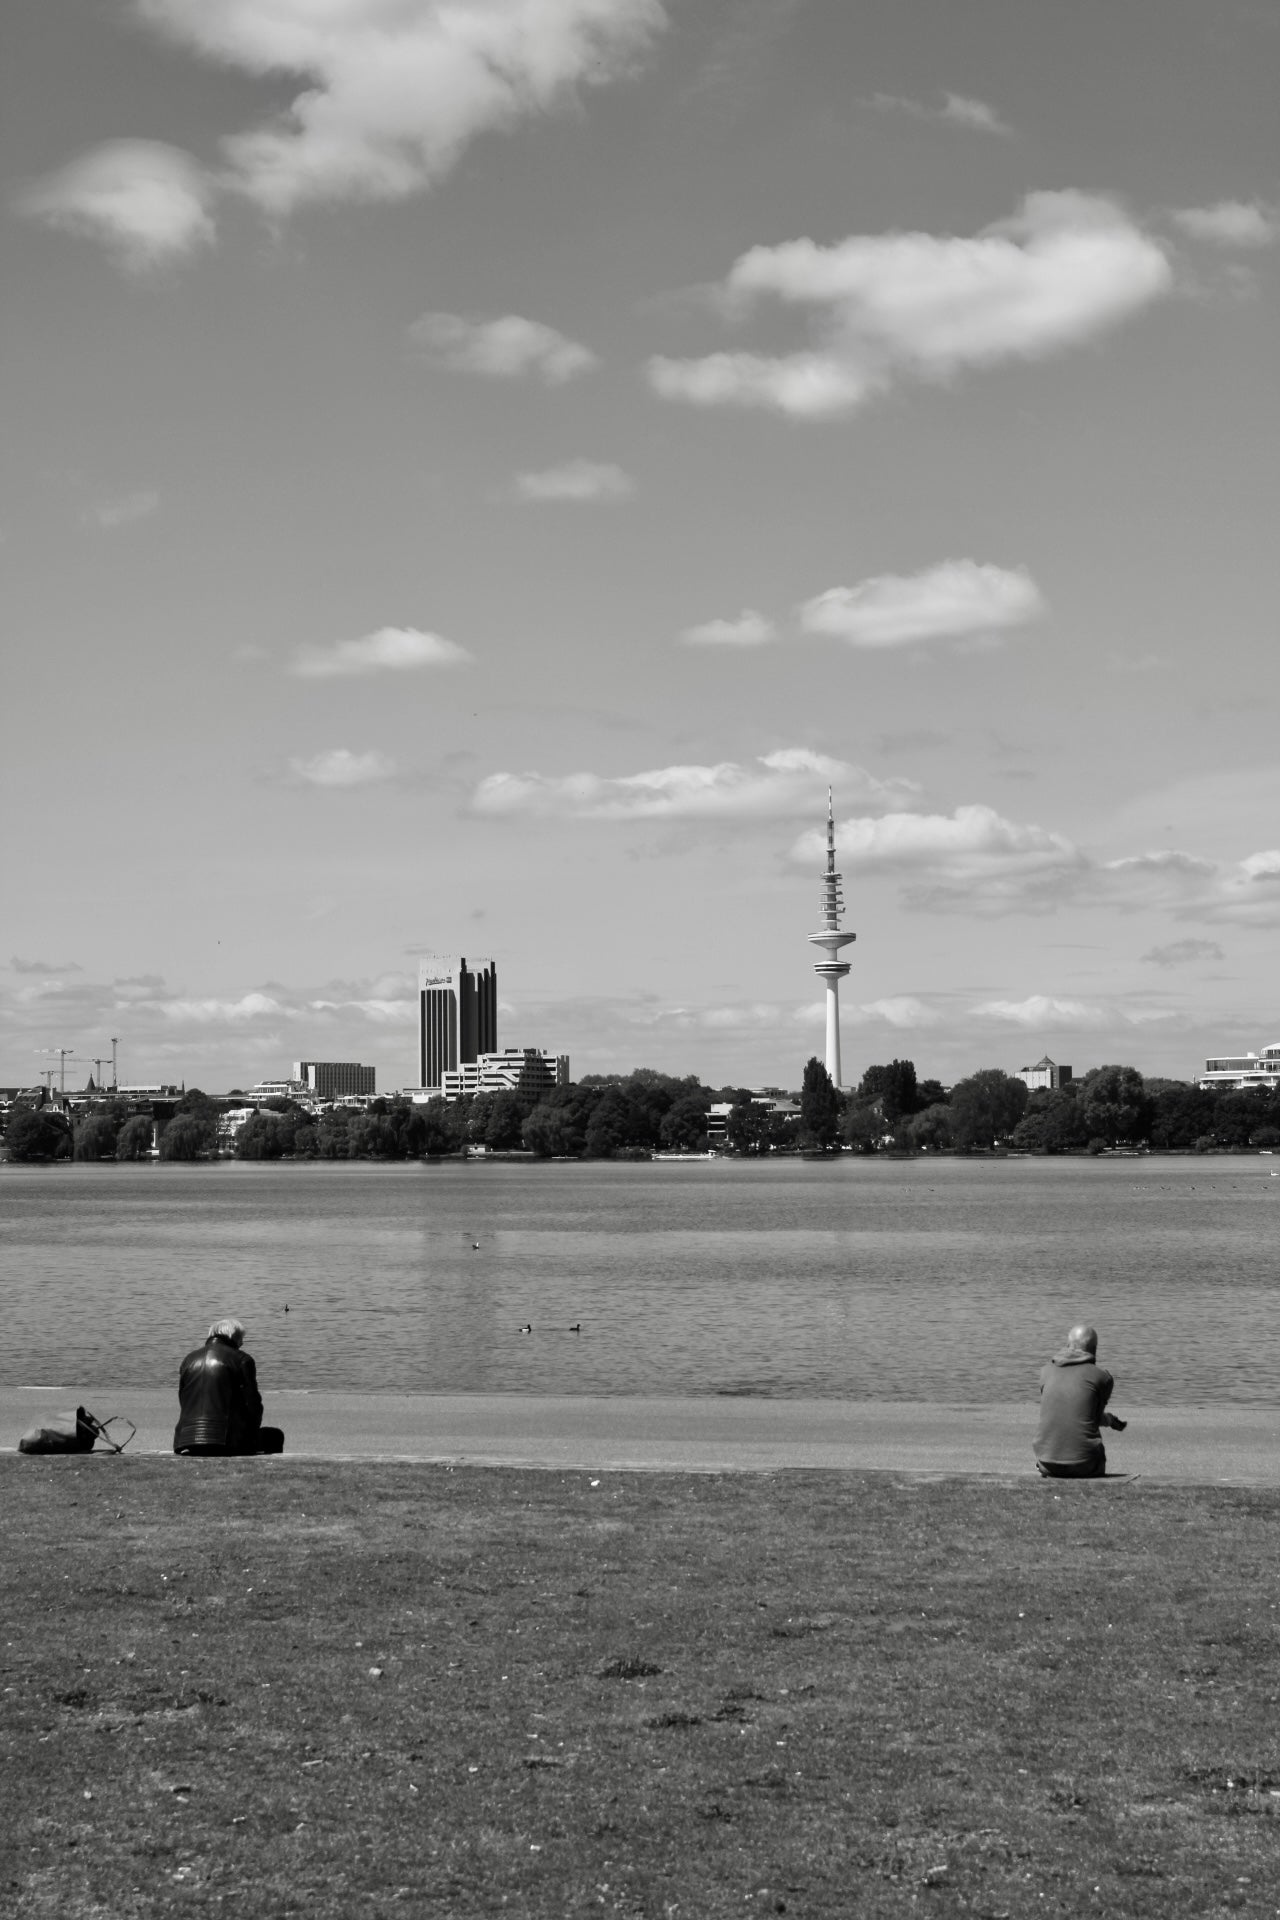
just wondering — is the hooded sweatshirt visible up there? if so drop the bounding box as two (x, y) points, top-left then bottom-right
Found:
(1033, 1343), (1114, 1468)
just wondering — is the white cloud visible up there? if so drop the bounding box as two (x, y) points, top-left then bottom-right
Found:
(512, 459), (634, 503)
(1193, 849), (1280, 926)
(799, 560), (1044, 648)
(309, 996), (415, 1023)
(0, 965), (422, 1085)
(88, 976), (416, 1029)
(113, 974), (167, 1002)
(146, 973), (418, 1029)
(16, 140), (215, 267)
(407, 312), (597, 382)
(1101, 849), (1215, 888)
(648, 351), (876, 417)
(972, 995), (1114, 1029)
(787, 793), (1264, 920)
(602, 997), (832, 1037)
(791, 804), (1085, 914)
(1085, 849), (1219, 917)
(291, 625), (471, 678)
(972, 994), (1180, 1031)
(134, 0), (667, 216)
(694, 1002), (808, 1032)
(649, 190), (1171, 419)
(682, 609), (776, 647)
(867, 91), (1012, 136)
(149, 991), (289, 1024)
(831, 804), (1077, 873)
(86, 489), (161, 530)
(1171, 200), (1279, 248)
(939, 93), (1012, 135)
(289, 749), (397, 787)
(472, 747), (918, 820)
(861, 996), (943, 1028)
(636, 993), (944, 1036)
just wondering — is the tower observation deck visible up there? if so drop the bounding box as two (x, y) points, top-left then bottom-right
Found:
(806, 790), (856, 1088)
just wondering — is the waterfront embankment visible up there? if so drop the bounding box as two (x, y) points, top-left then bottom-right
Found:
(6, 1387), (1280, 1482)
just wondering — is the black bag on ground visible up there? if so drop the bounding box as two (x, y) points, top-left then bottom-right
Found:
(19, 1406), (99, 1454)
(18, 1406), (135, 1454)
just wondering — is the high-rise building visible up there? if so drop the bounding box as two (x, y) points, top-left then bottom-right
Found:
(806, 790), (856, 1088)
(417, 956), (497, 1091)
(293, 1061), (376, 1098)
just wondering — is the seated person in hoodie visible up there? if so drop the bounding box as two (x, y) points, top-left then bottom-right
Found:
(1033, 1323), (1126, 1479)
(174, 1318), (282, 1456)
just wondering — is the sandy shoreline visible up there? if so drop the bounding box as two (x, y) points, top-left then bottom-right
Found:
(5, 1386), (1279, 1483)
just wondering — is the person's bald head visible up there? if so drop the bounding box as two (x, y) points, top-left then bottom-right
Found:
(1067, 1323), (1098, 1356)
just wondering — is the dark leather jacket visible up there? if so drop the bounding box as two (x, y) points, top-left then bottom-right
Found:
(174, 1337), (263, 1452)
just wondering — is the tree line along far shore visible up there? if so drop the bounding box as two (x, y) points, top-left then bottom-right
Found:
(4, 1058), (1279, 1165)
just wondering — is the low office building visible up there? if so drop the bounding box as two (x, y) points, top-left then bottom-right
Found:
(706, 1094), (800, 1147)
(436, 1048), (570, 1103)
(247, 1078), (309, 1102)
(293, 1060), (375, 1098)
(1016, 1056), (1073, 1091)
(1198, 1042), (1280, 1091)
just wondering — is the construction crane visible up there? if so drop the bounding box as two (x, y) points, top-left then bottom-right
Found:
(110, 1036), (119, 1092)
(35, 1047), (77, 1093)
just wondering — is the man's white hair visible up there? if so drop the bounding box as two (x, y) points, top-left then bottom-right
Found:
(207, 1317), (245, 1347)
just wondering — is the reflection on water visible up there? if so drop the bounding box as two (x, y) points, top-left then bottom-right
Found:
(2, 1157), (1276, 1404)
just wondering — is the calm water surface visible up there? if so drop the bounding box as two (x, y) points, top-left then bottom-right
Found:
(1, 1157), (1277, 1404)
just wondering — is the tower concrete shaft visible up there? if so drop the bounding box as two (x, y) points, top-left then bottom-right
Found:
(806, 789), (855, 1087)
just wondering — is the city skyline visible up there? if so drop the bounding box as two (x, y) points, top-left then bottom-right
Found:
(3, 0), (1278, 1092)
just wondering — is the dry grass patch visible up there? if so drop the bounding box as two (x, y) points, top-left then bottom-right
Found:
(2, 1458), (1279, 1917)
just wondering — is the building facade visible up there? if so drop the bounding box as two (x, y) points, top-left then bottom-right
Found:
(1198, 1042), (1280, 1091)
(293, 1060), (376, 1098)
(1016, 1056), (1073, 1091)
(437, 1047), (569, 1103)
(417, 955), (498, 1092)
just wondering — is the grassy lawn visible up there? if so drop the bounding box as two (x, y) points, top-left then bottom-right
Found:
(3, 1458), (1279, 1919)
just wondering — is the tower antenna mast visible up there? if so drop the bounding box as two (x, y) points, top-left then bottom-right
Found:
(806, 789), (856, 1088)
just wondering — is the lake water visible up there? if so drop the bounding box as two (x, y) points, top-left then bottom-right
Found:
(1, 1156), (1277, 1406)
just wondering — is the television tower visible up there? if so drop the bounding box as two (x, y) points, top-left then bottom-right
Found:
(807, 789), (856, 1087)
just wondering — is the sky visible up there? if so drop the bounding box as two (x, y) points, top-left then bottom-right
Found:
(3, 0), (1278, 1095)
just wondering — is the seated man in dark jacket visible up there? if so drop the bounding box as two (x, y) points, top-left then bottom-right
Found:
(174, 1318), (281, 1455)
(1033, 1323), (1126, 1478)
